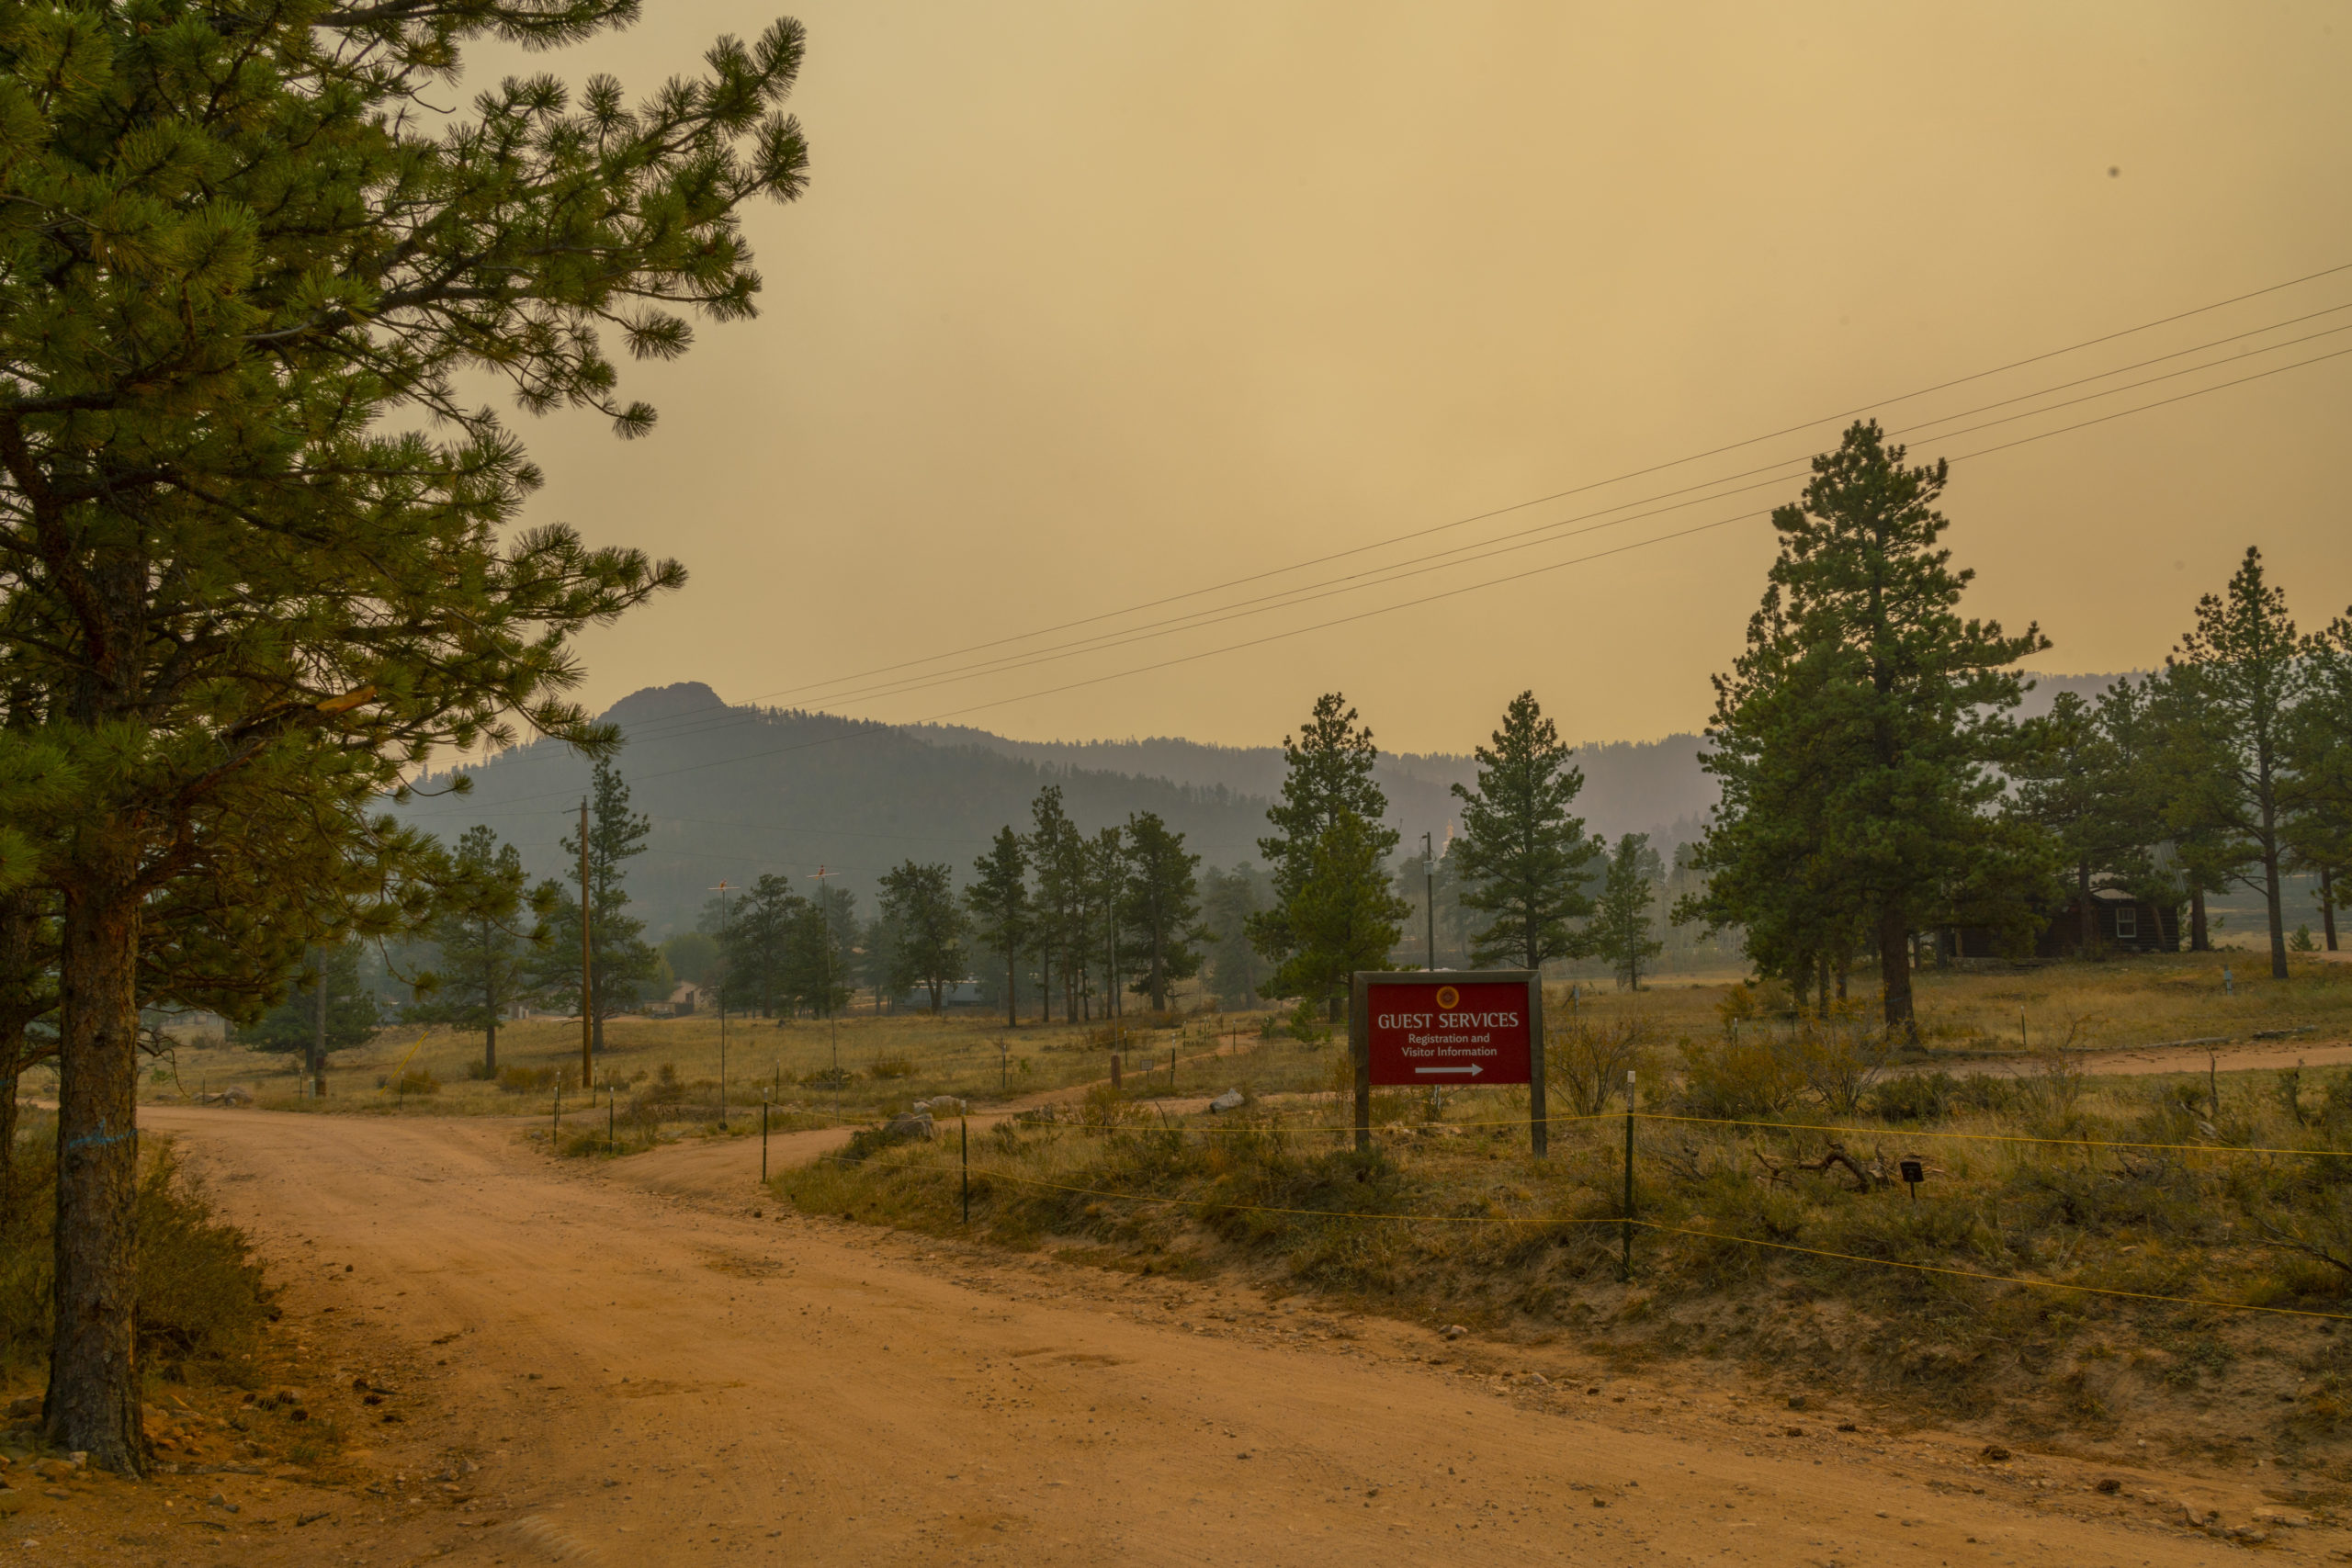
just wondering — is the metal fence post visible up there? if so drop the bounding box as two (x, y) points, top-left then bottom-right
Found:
(961, 1115), (970, 1226)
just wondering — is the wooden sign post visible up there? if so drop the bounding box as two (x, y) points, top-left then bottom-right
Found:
(1350, 970), (1546, 1156)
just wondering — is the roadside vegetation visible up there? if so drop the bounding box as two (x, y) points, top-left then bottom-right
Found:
(2, 1115), (272, 1392)
(781, 953), (2352, 1464)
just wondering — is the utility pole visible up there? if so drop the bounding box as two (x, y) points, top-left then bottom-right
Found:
(1422, 831), (1436, 971)
(710, 880), (738, 1129)
(579, 796), (594, 1090)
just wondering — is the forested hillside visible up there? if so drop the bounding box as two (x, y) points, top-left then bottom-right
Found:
(401, 673), (2140, 940)
(399, 684), (1270, 937)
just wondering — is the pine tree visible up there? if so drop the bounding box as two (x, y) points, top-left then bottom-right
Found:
(2286, 615), (2352, 951)
(533, 760), (661, 1049)
(1587, 835), (1665, 991)
(1120, 812), (1207, 1011)
(2129, 667), (2248, 952)
(787, 883), (856, 1018)
(717, 874), (805, 1018)
(408, 826), (545, 1074)
(1687, 422), (2050, 1032)
(1026, 786), (1084, 1022)
(242, 943), (379, 1058)
(879, 861), (967, 1013)
(1086, 827), (1125, 1020)
(1449, 692), (1601, 969)
(2165, 547), (2316, 979)
(2012, 691), (2154, 954)
(1265, 810), (1408, 1006)
(965, 828), (1032, 1029)
(1200, 863), (1267, 1007)
(1250, 694), (1398, 1012)
(2, 2), (809, 1465)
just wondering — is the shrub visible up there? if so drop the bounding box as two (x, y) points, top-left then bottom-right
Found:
(497, 1065), (556, 1093)
(1871, 1071), (1958, 1122)
(1547, 1019), (1650, 1117)
(870, 1053), (917, 1080)
(1, 1130), (270, 1381)
(464, 1058), (496, 1081)
(393, 1069), (439, 1096)
(644, 1063), (686, 1104)
(1673, 1034), (1805, 1122)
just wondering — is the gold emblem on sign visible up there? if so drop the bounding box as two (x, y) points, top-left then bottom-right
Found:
(1434, 985), (1460, 1010)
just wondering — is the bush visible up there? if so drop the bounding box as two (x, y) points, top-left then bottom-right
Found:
(464, 1057), (496, 1081)
(642, 1063), (685, 1104)
(1673, 1034), (1805, 1122)
(392, 1068), (439, 1096)
(870, 1053), (916, 1080)
(498, 1064), (556, 1094)
(1547, 1019), (1650, 1117)
(1, 1128), (270, 1380)
(1871, 1071), (1959, 1122)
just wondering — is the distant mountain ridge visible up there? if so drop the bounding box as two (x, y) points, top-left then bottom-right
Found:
(399, 671), (2140, 937)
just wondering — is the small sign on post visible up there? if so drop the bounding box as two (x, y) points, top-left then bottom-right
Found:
(1350, 970), (1546, 1156)
(1899, 1156), (1925, 1203)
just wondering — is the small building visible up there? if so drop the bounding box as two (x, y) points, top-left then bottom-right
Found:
(1942, 885), (2178, 961)
(667, 981), (708, 1017)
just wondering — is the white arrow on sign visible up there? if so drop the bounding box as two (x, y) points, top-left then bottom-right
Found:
(1414, 1065), (1483, 1077)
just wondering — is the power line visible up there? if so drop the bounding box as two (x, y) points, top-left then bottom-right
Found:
(460, 332), (2352, 811)
(479, 259), (2352, 761)
(722, 302), (2352, 715)
(490, 312), (2352, 737)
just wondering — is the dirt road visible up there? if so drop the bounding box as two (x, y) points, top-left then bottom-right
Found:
(6, 1107), (2304, 1564)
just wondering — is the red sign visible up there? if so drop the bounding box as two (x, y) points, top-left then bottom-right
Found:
(1363, 979), (1533, 1086)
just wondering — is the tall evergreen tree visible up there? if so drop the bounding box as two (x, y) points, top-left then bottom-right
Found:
(1025, 785), (1084, 1022)
(2164, 547), (2315, 979)
(1449, 692), (1601, 969)
(2286, 614), (2352, 951)
(0, 1), (809, 1465)
(2131, 666), (2249, 952)
(1587, 835), (1666, 991)
(1120, 813), (1206, 1011)
(1688, 422), (2051, 1032)
(786, 883), (856, 1018)
(878, 861), (967, 1013)
(717, 874), (805, 1018)
(1085, 827), (1125, 1019)
(532, 760), (661, 1049)
(1250, 694), (1398, 1012)
(2012, 691), (2154, 954)
(1200, 863), (1267, 1008)
(965, 828), (1032, 1029)
(408, 826), (545, 1074)
(242, 942), (379, 1060)
(1265, 810), (1408, 1007)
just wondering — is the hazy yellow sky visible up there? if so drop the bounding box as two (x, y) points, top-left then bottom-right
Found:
(484, 2), (2352, 754)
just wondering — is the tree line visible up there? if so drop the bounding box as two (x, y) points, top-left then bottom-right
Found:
(1678, 422), (2350, 1032)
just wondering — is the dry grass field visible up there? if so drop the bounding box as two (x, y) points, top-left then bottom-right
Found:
(126, 948), (2352, 1135)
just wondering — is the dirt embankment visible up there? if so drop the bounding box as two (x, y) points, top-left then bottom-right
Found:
(8, 1106), (2335, 1565)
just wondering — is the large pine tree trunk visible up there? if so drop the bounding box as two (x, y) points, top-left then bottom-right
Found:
(1876, 904), (1915, 1036)
(2324, 867), (2339, 953)
(0, 1050), (19, 1233)
(2262, 843), (2290, 980)
(2189, 888), (2209, 951)
(49, 835), (145, 1474)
